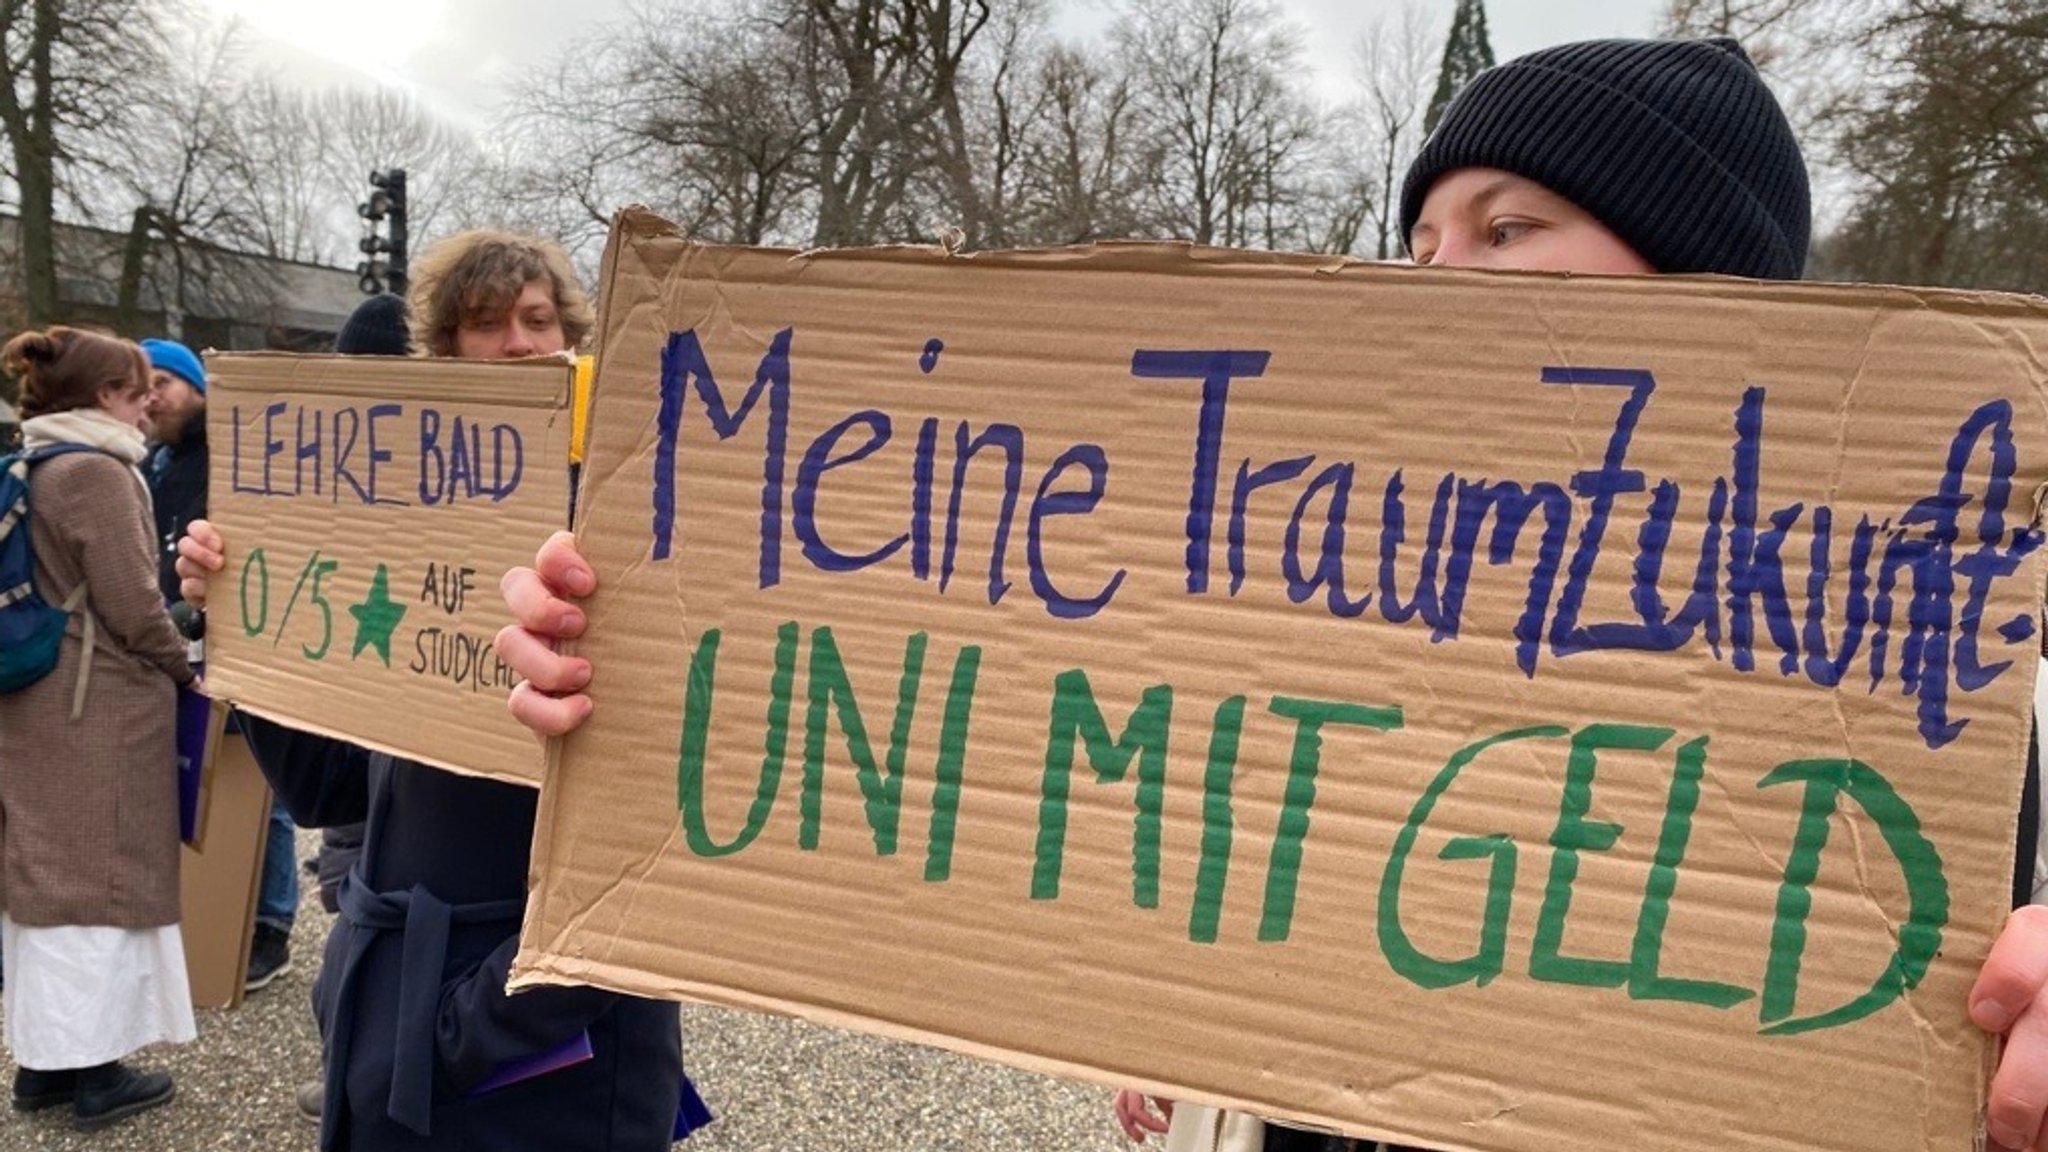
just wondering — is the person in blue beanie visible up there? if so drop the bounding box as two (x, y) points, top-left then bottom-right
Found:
(142, 338), (298, 995)
(139, 339), (205, 607)
(140, 338), (300, 997)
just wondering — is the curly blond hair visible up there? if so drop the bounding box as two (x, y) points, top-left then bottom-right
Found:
(406, 230), (594, 358)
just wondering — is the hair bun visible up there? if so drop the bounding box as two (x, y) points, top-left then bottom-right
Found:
(2, 330), (57, 380)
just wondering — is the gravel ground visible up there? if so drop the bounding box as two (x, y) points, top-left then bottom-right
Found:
(0, 829), (1131, 1151)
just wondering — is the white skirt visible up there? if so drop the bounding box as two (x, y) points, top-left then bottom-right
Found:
(1, 913), (197, 1069)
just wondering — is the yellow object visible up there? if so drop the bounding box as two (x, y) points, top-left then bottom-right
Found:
(571, 354), (594, 464)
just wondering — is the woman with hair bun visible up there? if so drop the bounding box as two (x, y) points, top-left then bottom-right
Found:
(0, 326), (195, 1132)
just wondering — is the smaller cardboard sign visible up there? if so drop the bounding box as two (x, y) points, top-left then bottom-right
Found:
(178, 719), (267, 1011)
(201, 353), (571, 786)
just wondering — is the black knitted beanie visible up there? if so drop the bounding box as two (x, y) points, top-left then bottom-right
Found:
(1399, 37), (1810, 280)
(335, 293), (412, 356)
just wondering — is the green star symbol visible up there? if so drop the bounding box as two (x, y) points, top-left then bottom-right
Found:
(348, 564), (408, 666)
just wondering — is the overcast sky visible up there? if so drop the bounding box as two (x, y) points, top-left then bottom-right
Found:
(197, 0), (1666, 129)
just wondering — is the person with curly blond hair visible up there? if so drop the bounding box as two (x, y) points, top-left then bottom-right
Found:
(173, 232), (705, 1151)
(405, 229), (595, 359)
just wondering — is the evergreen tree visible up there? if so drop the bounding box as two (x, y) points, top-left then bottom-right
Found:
(1423, 0), (1495, 135)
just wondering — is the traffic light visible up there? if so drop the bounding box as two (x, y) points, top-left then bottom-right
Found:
(355, 168), (409, 296)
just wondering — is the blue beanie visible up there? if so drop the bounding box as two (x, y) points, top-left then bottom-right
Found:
(141, 338), (206, 393)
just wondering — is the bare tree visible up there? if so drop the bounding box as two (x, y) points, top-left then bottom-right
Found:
(618, 3), (814, 244)
(1660, 0), (1836, 69)
(94, 16), (290, 334)
(782, 0), (993, 246)
(482, 0), (1406, 260)
(498, 0), (813, 254)
(0, 0), (160, 325)
(1114, 0), (1318, 247)
(1340, 4), (1436, 259)
(500, 0), (1005, 250)
(1009, 42), (1146, 244)
(1113, 0), (1318, 247)
(926, 0), (1052, 247)
(1819, 0), (2047, 291)
(230, 80), (337, 263)
(496, 49), (639, 260)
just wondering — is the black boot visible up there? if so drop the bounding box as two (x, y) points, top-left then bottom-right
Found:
(11, 1066), (76, 1112)
(71, 1061), (173, 1132)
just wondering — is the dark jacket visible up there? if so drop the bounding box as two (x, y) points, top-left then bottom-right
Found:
(240, 715), (695, 1152)
(150, 423), (207, 604)
(317, 822), (367, 914)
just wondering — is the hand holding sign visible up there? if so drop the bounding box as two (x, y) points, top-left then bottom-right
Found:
(1111, 1091), (1173, 1144)
(498, 531), (596, 737)
(1975, 905), (2048, 1150)
(175, 518), (227, 609)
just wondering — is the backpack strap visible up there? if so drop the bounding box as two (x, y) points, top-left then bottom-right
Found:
(16, 442), (113, 720)
(19, 442), (104, 466)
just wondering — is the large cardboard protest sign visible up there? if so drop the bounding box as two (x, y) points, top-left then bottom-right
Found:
(203, 354), (570, 785)
(513, 209), (2048, 1152)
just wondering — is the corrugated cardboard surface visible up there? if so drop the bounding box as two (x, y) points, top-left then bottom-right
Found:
(203, 354), (570, 786)
(179, 724), (266, 1010)
(515, 209), (2048, 1152)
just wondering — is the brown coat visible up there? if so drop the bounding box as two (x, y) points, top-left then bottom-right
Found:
(0, 451), (194, 928)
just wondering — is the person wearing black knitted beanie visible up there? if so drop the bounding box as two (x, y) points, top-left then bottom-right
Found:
(270, 291), (409, 1127)
(334, 293), (412, 357)
(1402, 36), (1810, 281)
(1115, 37), (1825, 1152)
(1403, 37), (2048, 1152)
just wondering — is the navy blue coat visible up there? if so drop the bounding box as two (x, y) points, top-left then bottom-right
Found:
(242, 716), (698, 1151)
(149, 423), (207, 605)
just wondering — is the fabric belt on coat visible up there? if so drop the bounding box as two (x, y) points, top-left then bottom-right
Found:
(323, 866), (523, 1151)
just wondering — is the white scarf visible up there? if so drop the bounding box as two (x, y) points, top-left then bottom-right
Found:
(21, 408), (152, 495)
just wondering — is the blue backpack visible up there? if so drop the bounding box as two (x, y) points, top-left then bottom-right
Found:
(0, 442), (101, 693)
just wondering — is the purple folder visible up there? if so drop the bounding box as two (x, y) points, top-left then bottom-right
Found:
(174, 675), (209, 844)
(467, 1031), (595, 1095)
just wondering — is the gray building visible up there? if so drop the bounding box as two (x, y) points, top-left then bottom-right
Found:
(0, 212), (366, 353)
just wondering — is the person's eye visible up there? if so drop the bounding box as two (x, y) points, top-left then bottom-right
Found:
(1489, 220), (1534, 247)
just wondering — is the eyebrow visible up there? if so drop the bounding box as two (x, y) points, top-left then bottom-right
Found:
(1412, 174), (1532, 241)
(1469, 174), (1527, 213)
